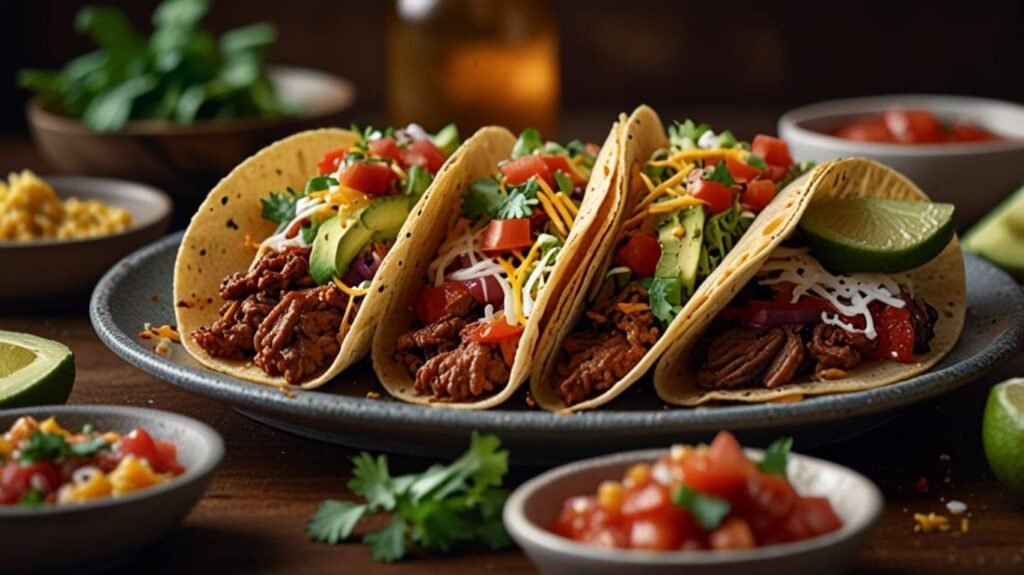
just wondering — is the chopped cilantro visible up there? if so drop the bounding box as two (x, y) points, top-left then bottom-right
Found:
(759, 437), (793, 478)
(80, 423), (95, 435)
(554, 171), (574, 195)
(669, 119), (711, 150)
(308, 433), (511, 562)
(718, 130), (738, 148)
(404, 165), (432, 199)
(304, 175), (338, 195)
(511, 128), (543, 159)
(68, 437), (111, 458)
(672, 485), (732, 530)
(260, 187), (300, 228)
(17, 489), (46, 508)
(647, 276), (683, 324)
(492, 179), (539, 220)
(745, 154), (767, 170)
(703, 161), (736, 187)
(19, 432), (109, 463)
(462, 178), (503, 219)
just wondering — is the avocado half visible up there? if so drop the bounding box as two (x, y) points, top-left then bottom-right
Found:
(0, 330), (75, 408)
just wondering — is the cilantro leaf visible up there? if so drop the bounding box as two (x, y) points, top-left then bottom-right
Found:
(511, 128), (543, 159)
(19, 432), (70, 463)
(365, 516), (408, 562)
(462, 178), (503, 219)
(304, 175), (338, 195)
(648, 277), (683, 324)
(67, 437), (111, 458)
(672, 485), (731, 530)
(17, 489), (46, 508)
(759, 437), (793, 478)
(307, 500), (368, 544)
(745, 154), (767, 170)
(349, 453), (397, 511)
(260, 188), (298, 226)
(404, 165), (432, 199)
(669, 119), (711, 150)
(554, 171), (573, 195)
(703, 161), (736, 187)
(492, 179), (539, 220)
(408, 432), (508, 503)
(717, 130), (738, 148)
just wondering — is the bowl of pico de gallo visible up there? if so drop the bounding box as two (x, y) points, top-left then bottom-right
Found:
(778, 95), (1024, 227)
(503, 431), (882, 575)
(0, 405), (223, 572)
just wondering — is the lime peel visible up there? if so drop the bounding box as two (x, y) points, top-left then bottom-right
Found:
(983, 379), (1024, 501)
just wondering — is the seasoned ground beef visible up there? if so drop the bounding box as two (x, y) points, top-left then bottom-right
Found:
(395, 289), (509, 402)
(192, 248), (350, 384)
(552, 283), (659, 405)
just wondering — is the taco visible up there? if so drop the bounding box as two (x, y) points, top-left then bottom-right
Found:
(653, 157), (965, 405)
(174, 123), (462, 388)
(530, 105), (815, 412)
(372, 122), (623, 409)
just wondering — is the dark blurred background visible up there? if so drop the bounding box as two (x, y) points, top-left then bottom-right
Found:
(0, 0), (1020, 141)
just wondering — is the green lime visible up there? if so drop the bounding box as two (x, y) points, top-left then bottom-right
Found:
(963, 186), (1024, 282)
(983, 379), (1024, 501)
(798, 198), (955, 274)
(0, 330), (75, 409)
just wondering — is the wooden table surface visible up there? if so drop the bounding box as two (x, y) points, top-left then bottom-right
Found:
(2, 130), (1023, 574)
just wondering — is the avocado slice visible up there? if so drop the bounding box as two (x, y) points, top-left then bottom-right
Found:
(363, 194), (412, 241)
(431, 123), (461, 157)
(310, 215), (374, 285)
(655, 206), (706, 296)
(0, 330), (75, 409)
(963, 186), (1024, 281)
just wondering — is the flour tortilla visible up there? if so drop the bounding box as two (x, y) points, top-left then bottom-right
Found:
(174, 128), (466, 389)
(528, 105), (819, 413)
(653, 157), (966, 405)
(371, 121), (623, 409)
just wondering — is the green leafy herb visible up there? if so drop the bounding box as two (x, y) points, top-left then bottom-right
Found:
(492, 179), (539, 220)
(305, 176), (338, 196)
(776, 160), (816, 191)
(260, 187), (300, 228)
(308, 432), (512, 562)
(554, 171), (574, 195)
(80, 423), (95, 435)
(566, 140), (597, 172)
(300, 220), (321, 245)
(745, 154), (767, 170)
(703, 161), (736, 187)
(18, 489), (46, 508)
(511, 128), (543, 159)
(462, 178), (503, 219)
(19, 432), (109, 463)
(647, 276), (683, 324)
(18, 0), (294, 132)
(404, 165), (433, 199)
(717, 130), (738, 149)
(672, 484), (732, 530)
(669, 119), (711, 150)
(759, 437), (793, 477)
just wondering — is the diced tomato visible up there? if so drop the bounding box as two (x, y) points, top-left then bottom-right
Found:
(415, 281), (472, 326)
(725, 157), (762, 183)
(951, 121), (1001, 142)
(542, 155), (587, 185)
(615, 232), (661, 277)
(368, 137), (402, 163)
(480, 218), (534, 253)
(155, 440), (185, 475)
(629, 518), (685, 551)
(585, 143), (601, 156)
(751, 135), (793, 167)
(338, 162), (398, 196)
(869, 306), (915, 362)
(834, 118), (897, 143)
(740, 179), (775, 212)
(621, 483), (680, 523)
(467, 316), (525, 344)
(586, 524), (629, 548)
(500, 155), (553, 186)
(551, 495), (597, 540)
(400, 139), (447, 174)
(764, 164), (788, 183)
(781, 497), (843, 541)
(709, 517), (757, 550)
(499, 337), (518, 367)
(691, 179), (735, 214)
(120, 428), (161, 469)
(317, 148), (347, 175)
(883, 109), (943, 144)
(0, 461), (62, 504)
(742, 473), (797, 520)
(679, 431), (756, 497)
(528, 208), (550, 235)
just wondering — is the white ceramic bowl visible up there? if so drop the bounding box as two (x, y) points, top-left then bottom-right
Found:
(778, 95), (1024, 227)
(504, 447), (883, 575)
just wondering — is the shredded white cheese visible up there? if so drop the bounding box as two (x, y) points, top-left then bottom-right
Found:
(758, 246), (905, 339)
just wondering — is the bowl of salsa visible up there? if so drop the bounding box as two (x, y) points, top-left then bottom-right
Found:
(503, 432), (882, 575)
(778, 95), (1024, 227)
(0, 405), (223, 572)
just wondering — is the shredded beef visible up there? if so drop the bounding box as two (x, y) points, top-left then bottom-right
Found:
(254, 284), (351, 384)
(697, 328), (786, 390)
(807, 323), (876, 372)
(762, 326), (807, 388)
(909, 296), (939, 354)
(552, 283), (660, 405)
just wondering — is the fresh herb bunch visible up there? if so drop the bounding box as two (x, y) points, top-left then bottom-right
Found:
(308, 433), (512, 562)
(19, 431), (110, 464)
(18, 0), (295, 132)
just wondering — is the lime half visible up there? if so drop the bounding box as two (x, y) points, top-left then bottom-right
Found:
(799, 198), (954, 274)
(0, 330), (75, 408)
(983, 379), (1024, 501)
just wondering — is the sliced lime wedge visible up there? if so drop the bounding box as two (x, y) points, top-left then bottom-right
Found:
(798, 198), (954, 273)
(983, 379), (1024, 501)
(0, 330), (75, 409)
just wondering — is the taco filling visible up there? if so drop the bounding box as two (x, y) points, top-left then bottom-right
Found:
(552, 121), (810, 405)
(191, 124), (459, 384)
(395, 129), (598, 402)
(696, 245), (939, 390)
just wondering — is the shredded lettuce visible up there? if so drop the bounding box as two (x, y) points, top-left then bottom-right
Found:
(697, 203), (754, 281)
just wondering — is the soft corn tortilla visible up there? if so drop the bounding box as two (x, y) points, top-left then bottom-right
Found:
(371, 121), (623, 409)
(529, 105), (819, 413)
(653, 157), (966, 405)
(174, 128), (465, 389)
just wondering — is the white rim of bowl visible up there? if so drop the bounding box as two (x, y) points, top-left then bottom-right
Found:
(504, 447), (884, 566)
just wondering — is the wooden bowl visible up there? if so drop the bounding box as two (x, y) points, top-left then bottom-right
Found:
(0, 176), (171, 304)
(27, 66), (356, 213)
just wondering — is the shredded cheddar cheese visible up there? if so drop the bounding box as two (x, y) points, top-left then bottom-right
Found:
(497, 257), (526, 326)
(331, 276), (370, 298)
(536, 190), (568, 238)
(616, 302), (650, 314)
(648, 195), (706, 214)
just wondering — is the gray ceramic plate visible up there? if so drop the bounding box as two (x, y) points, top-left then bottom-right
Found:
(0, 175), (171, 303)
(504, 447), (882, 575)
(90, 233), (1024, 464)
(0, 405), (223, 573)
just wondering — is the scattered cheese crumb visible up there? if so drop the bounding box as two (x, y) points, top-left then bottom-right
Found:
(961, 518), (969, 533)
(939, 453), (951, 462)
(914, 512), (951, 533)
(366, 391), (381, 400)
(946, 500), (968, 515)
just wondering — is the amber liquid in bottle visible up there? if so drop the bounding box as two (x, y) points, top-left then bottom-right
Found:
(387, 0), (559, 138)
